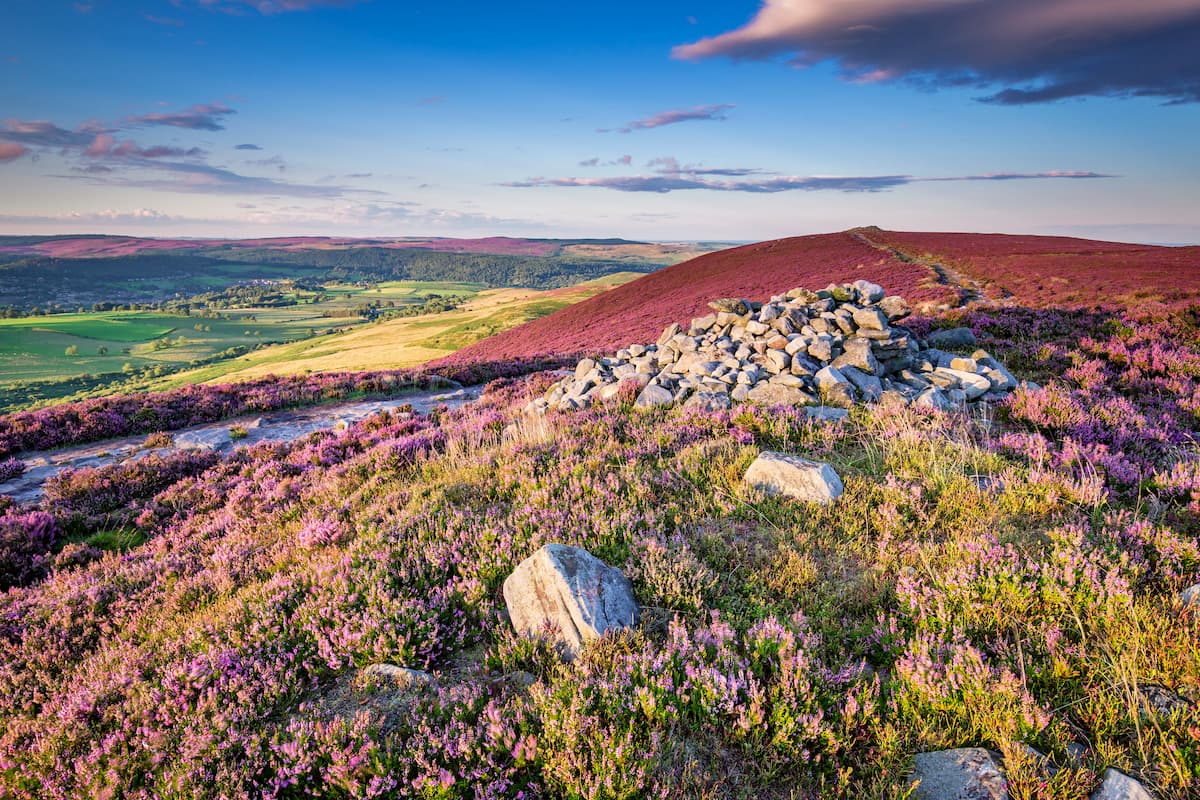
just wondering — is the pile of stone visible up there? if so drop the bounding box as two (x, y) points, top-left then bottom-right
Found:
(529, 280), (1019, 414)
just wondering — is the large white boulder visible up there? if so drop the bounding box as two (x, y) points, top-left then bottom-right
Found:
(502, 544), (639, 658)
(909, 748), (1009, 800)
(743, 451), (843, 505)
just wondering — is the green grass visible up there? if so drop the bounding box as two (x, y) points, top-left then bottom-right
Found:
(0, 281), (490, 390)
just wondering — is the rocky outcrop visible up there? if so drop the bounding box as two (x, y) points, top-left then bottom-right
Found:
(361, 663), (434, 689)
(1090, 769), (1155, 800)
(908, 748), (1009, 800)
(529, 282), (1019, 414)
(502, 544), (639, 658)
(743, 451), (844, 505)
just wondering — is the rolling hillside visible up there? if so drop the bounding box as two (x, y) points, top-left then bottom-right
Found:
(434, 228), (1200, 367)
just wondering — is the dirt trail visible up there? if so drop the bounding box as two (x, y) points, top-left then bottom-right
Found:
(851, 227), (1005, 308)
(0, 384), (482, 505)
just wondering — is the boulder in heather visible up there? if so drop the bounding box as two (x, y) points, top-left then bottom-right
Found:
(1090, 768), (1155, 800)
(635, 384), (673, 408)
(503, 544), (639, 658)
(743, 451), (843, 505)
(925, 327), (978, 350)
(362, 663), (434, 689)
(1180, 584), (1200, 610)
(908, 748), (1009, 800)
(879, 295), (912, 321)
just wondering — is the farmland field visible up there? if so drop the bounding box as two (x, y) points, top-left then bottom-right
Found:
(0, 280), (489, 406)
(150, 273), (642, 387)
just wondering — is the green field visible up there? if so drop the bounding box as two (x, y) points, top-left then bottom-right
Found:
(0, 280), (488, 405)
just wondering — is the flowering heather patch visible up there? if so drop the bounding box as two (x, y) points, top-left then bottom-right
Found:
(0, 458), (24, 481)
(0, 297), (1197, 797)
(874, 230), (1200, 309)
(0, 357), (564, 459)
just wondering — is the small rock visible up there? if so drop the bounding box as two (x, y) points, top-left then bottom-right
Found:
(815, 365), (857, 408)
(709, 298), (750, 315)
(635, 384), (674, 408)
(832, 338), (882, 375)
(1090, 768), (1155, 800)
(839, 365), (883, 403)
(806, 406), (849, 422)
(746, 382), (814, 406)
(362, 663), (434, 689)
(853, 279), (886, 304)
(879, 295), (912, 321)
(574, 358), (596, 380)
(691, 314), (717, 332)
(1180, 584), (1200, 609)
(852, 306), (890, 331)
(949, 357), (979, 373)
(743, 451), (843, 505)
(909, 748), (1008, 800)
(925, 327), (978, 350)
(502, 544), (639, 659)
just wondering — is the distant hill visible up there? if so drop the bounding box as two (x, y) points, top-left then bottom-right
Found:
(434, 228), (1200, 366)
(0, 235), (727, 312)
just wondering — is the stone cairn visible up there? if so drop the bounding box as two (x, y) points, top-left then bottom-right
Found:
(528, 280), (1020, 415)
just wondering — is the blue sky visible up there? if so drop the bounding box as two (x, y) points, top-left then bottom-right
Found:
(1, 0), (1198, 242)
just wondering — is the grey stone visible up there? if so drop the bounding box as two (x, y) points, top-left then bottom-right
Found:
(709, 298), (750, 315)
(908, 748), (1008, 800)
(1181, 584), (1200, 609)
(503, 544), (639, 658)
(362, 663), (435, 689)
(691, 314), (717, 332)
(852, 306), (890, 331)
(879, 295), (912, 321)
(746, 320), (771, 336)
(574, 358), (596, 380)
(764, 349), (790, 373)
(815, 365), (857, 408)
(950, 357), (979, 373)
(853, 279), (886, 304)
(806, 406), (850, 422)
(743, 451), (843, 504)
(839, 365), (883, 402)
(746, 382), (814, 406)
(635, 384), (674, 408)
(832, 338), (882, 375)
(1090, 768), (1155, 800)
(925, 327), (978, 350)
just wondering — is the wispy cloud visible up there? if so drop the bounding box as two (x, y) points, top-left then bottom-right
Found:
(505, 168), (1114, 194)
(62, 157), (375, 198)
(235, 143), (263, 150)
(673, 0), (1200, 105)
(127, 103), (236, 131)
(247, 154), (287, 172)
(579, 155), (633, 167)
(601, 104), (735, 133)
(194, 0), (364, 15)
(84, 133), (206, 159)
(0, 119), (105, 148)
(0, 142), (28, 162)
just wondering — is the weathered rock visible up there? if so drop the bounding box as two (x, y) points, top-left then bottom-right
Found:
(635, 384), (674, 408)
(502, 544), (639, 658)
(853, 279), (886, 304)
(925, 327), (978, 350)
(852, 306), (890, 331)
(743, 451), (843, 504)
(833, 338), (882, 375)
(815, 365), (857, 408)
(746, 382), (815, 406)
(1090, 768), (1155, 800)
(806, 406), (850, 422)
(362, 663), (435, 689)
(574, 358), (596, 380)
(879, 295), (912, 321)
(908, 748), (1009, 800)
(840, 365), (883, 403)
(1180, 584), (1200, 609)
(709, 298), (750, 315)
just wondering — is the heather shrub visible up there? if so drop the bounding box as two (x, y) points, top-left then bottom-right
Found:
(0, 458), (25, 482)
(0, 510), (60, 589)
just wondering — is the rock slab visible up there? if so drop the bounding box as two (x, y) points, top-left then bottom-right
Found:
(743, 451), (843, 505)
(909, 748), (1009, 800)
(1090, 769), (1155, 800)
(503, 544), (639, 658)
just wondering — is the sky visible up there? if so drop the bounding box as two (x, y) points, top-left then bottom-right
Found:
(1, 0), (1198, 243)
